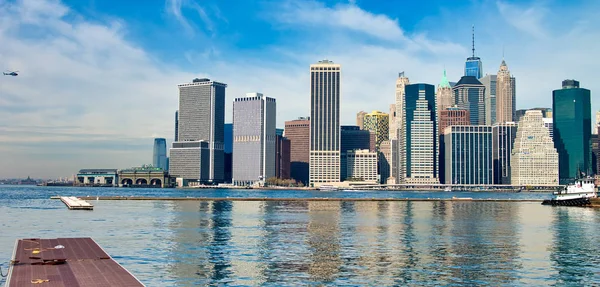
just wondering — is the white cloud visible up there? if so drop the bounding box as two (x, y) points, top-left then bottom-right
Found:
(0, 0), (195, 177)
(274, 0), (404, 42)
(165, 0), (214, 35)
(496, 0), (548, 39)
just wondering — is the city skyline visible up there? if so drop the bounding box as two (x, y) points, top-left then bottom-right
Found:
(2, 0), (600, 178)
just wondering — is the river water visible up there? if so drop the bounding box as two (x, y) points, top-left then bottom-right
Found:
(1, 185), (599, 286)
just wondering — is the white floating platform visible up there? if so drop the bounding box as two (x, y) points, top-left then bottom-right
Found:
(60, 196), (94, 210)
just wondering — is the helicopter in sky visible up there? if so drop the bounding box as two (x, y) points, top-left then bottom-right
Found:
(3, 70), (18, 76)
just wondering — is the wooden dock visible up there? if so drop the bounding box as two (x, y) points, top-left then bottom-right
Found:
(60, 197), (93, 210)
(5, 237), (144, 287)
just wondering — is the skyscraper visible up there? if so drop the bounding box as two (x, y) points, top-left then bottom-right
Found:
(340, 125), (374, 181)
(394, 72), (410, 183)
(436, 70), (453, 112)
(453, 76), (486, 125)
(511, 110), (559, 185)
(496, 60), (514, 123)
(379, 140), (392, 184)
(362, 111), (389, 151)
(444, 125), (493, 185)
(276, 135), (291, 180)
(153, 138), (167, 170)
(403, 83), (438, 184)
(492, 122), (517, 184)
(224, 123), (233, 183)
(309, 60), (341, 184)
(170, 78), (227, 183)
(285, 117), (310, 184)
(356, 111), (367, 130)
(232, 93), (276, 186)
(553, 79), (592, 183)
(480, 74), (497, 125)
(464, 26), (483, 79)
(438, 108), (470, 183)
(389, 104), (396, 139)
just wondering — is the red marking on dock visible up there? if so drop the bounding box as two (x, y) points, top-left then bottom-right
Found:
(6, 238), (144, 287)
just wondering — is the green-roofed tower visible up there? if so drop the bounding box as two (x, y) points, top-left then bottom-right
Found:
(436, 69), (454, 112)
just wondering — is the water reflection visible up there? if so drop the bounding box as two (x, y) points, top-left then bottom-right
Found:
(150, 201), (600, 286)
(550, 207), (600, 286)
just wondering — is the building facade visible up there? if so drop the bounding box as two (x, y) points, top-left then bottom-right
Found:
(356, 111), (367, 130)
(496, 60), (514, 123)
(276, 135), (291, 180)
(492, 122), (517, 184)
(232, 93), (277, 186)
(552, 79), (592, 183)
(340, 125), (374, 181)
(224, 123), (233, 183)
(379, 140), (392, 184)
(403, 83), (438, 184)
(174, 110), (179, 141)
(438, 108), (470, 183)
(284, 117), (310, 184)
(345, 149), (378, 183)
(169, 141), (210, 181)
(362, 111), (389, 151)
(444, 125), (493, 185)
(394, 72), (410, 183)
(389, 104), (396, 139)
(170, 78), (226, 183)
(453, 76), (486, 125)
(118, 166), (169, 187)
(436, 70), (454, 112)
(511, 110), (559, 185)
(153, 138), (167, 171)
(543, 117), (553, 141)
(480, 74), (497, 125)
(76, 169), (118, 186)
(309, 60), (341, 184)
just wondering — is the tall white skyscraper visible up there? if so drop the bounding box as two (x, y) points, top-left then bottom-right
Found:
(393, 72), (410, 183)
(309, 60), (341, 184)
(170, 78), (226, 183)
(232, 93), (276, 186)
(511, 110), (559, 185)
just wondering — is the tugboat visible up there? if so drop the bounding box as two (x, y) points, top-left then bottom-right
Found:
(541, 177), (597, 206)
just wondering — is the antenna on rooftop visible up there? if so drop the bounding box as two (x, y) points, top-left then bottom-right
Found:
(472, 25), (475, 58)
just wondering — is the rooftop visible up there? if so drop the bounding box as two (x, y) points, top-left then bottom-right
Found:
(455, 76), (483, 86)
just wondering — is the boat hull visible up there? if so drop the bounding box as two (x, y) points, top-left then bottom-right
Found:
(541, 197), (592, 206)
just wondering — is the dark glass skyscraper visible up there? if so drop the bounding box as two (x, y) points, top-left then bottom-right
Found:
(403, 83), (438, 182)
(153, 138), (167, 170)
(453, 76), (486, 125)
(552, 79), (592, 183)
(464, 26), (482, 79)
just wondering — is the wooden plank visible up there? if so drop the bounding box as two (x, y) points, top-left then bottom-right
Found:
(8, 238), (144, 287)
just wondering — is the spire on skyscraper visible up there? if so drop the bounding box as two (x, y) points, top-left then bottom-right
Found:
(472, 25), (475, 58)
(440, 69), (451, 88)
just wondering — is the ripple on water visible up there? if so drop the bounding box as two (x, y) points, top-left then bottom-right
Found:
(1, 187), (599, 286)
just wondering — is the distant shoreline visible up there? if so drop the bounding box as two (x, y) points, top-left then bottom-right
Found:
(52, 196), (543, 202)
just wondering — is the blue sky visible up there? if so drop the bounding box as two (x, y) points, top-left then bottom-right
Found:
(1, 0), (599, 178)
